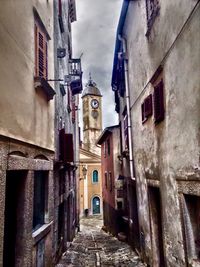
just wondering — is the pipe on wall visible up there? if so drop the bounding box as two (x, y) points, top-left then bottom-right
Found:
(118, 34), (135, 180)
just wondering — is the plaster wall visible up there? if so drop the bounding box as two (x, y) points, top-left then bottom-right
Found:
(0, 0), (54, 150)
(123, 1), (200, 266)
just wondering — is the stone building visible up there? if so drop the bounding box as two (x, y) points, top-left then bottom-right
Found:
(97, 125), (125, 236)
(111, 0), (200, 266)
(79, 77), (102, 217)
(0, 0), (81, 266)
(0, 1), (55, 266)
(53, 0), (80, 262)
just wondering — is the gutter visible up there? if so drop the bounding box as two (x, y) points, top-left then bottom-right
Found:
(118, 35), (135, 180)
(111, 0), (130, 88)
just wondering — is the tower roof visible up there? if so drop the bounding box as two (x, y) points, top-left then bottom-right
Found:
(82, 74), (102, 97)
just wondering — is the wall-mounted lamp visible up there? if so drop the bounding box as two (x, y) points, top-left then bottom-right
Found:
(79, 166), (87, 181)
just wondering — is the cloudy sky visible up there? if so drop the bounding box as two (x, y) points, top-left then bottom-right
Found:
(72, 0), (122, 129)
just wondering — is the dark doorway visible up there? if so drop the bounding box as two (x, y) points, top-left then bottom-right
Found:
(3, 170), (27, 267)
(92, 197), (100, 214)
(148, 186), (165, 267)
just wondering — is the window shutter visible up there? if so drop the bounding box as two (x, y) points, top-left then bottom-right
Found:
(34, 24), (38, 76)
(141, 102), (145, 123)
(154, 80), (164, 123)
(65, 134), (74, 163)
(109, 172), (112, 192)
(105, 173), (108, 188)
(35, 22), (48, 79)
(144, 94), (152, 117)
(45, 41), (48, 79)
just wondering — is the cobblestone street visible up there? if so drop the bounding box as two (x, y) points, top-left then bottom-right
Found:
(57, 216), (145, 267)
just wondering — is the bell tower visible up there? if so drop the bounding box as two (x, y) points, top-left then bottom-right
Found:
(82, 75), (102, 154)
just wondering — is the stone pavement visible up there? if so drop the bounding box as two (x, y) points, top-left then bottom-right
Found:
(56, 216), (146, 267)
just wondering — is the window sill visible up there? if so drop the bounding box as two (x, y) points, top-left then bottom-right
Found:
(32, 221), (53, 245)
(34, 77), (56, 101)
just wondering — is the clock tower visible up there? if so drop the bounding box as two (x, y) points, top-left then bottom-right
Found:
(82, 75), (102, 154)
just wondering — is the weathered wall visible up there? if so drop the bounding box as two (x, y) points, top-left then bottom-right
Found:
(0, 0), (54, 150)
(122, 0), (200, 266)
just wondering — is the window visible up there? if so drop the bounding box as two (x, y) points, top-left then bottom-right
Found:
(117, 189), (124, 198)
(92, 170), (98, 183)
(107, 139), (110, 156)
(34, 21), (48, 79)
(123, 114), (129, 150)
(117, 201), (123, 210)
(153, 80), (164, 124)
(105, 172), (108, 188)
(104, 142), (106, 157)
(109, 172), (112, 192)
(146, 0), (160, 36)
(33, 171), (48, 231)
(142, 94), (153, 123)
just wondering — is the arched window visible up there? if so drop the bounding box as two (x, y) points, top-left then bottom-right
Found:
(92, 170), (98, 183)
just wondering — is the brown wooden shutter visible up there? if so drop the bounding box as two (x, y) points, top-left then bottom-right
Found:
(34, 24), (38, 76)
(105, 173), (108, 188)
(141, 102), (145, 123)
(144, 94), (152, 118)
(65, 134), (74, 162)
(35, 22), (48, 79)
(154, 80), (164, 123)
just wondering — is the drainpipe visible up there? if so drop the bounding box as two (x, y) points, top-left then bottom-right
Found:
(118, 35), (135, 180)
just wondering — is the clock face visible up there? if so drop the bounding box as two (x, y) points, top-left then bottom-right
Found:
(91, 99), (99, 109)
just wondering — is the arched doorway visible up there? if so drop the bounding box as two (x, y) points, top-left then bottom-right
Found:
(92, 196), (100, 214)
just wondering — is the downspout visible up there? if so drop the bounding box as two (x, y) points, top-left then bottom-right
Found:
(118, 35), (135, 180)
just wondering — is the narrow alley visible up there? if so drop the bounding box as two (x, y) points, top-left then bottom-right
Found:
(57, 216), (145, 267)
